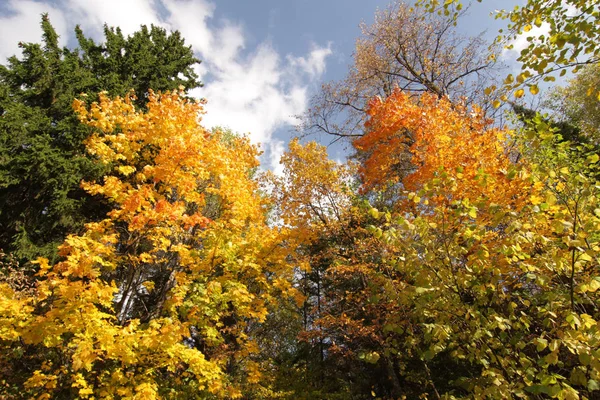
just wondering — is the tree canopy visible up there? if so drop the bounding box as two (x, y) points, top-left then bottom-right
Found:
(2, 1), (600, 399)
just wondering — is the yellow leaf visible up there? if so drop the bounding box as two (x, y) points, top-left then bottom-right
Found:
(529, 84), (539, 95)
(117, 165), (136, 176)
(514, 89), (525, 98)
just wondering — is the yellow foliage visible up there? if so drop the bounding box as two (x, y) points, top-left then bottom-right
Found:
(1, 90), (291, 398)
(268, 138), (355, 241)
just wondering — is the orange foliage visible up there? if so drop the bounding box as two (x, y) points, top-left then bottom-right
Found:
(354, 90), (530, 211)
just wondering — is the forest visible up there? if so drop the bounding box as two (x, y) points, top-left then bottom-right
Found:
(1, 0), (599, 398)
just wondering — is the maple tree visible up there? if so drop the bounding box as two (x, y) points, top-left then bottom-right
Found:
(354, 89), (533, 214)
(0, 90), (293, 399)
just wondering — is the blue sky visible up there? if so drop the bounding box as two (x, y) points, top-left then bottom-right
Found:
(0, 0), (522, 172)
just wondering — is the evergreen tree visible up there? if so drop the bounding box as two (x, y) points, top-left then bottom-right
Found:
(0, 15), (200, 261)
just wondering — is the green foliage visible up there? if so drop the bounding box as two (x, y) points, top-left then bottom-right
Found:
(511, 102), (587, 145)
(544, 64), (600, 144)
(0, 15), (200, 262)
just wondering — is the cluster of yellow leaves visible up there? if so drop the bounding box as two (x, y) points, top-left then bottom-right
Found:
(268, 138), (354, 239)
(0, 90), (292, 398)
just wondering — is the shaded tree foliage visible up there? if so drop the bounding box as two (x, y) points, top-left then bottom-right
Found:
(543, 64), (600, 144)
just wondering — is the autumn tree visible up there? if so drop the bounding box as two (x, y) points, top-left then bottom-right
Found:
(264, 139), (361, 397)
(282, 1), (600, 397)
(319, 91), (534, 397)
(282, 2), (600, 397)
(306, 89), (600, 398)
(271, 82), (600, 398)
(354, 89), (530, 204)
(0, 16), (200, 261)
(303, 1), (501, 140)
(0, 91), (294, 399)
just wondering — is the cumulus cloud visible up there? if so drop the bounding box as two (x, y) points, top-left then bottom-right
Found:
(287, 42), (333, 79)
(0, 0), (332, 172)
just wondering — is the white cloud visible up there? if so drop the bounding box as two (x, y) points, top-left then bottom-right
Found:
(163, 0), (331, 154)
(0, 1), (68, 63)
(0, 0), (332, 172)
(266, 139), (286, 176)
(287, 42), (333, 78)
(193, 42), (308, 143)
(162, 0), (216, 59)
(66, 0), (163, 39)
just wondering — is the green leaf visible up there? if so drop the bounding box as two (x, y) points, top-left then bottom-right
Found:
(369, 207), (380, 219)
(536, 338), (548, 352)
(579, 352), (591, 366)
(468, 207), (477, 219)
